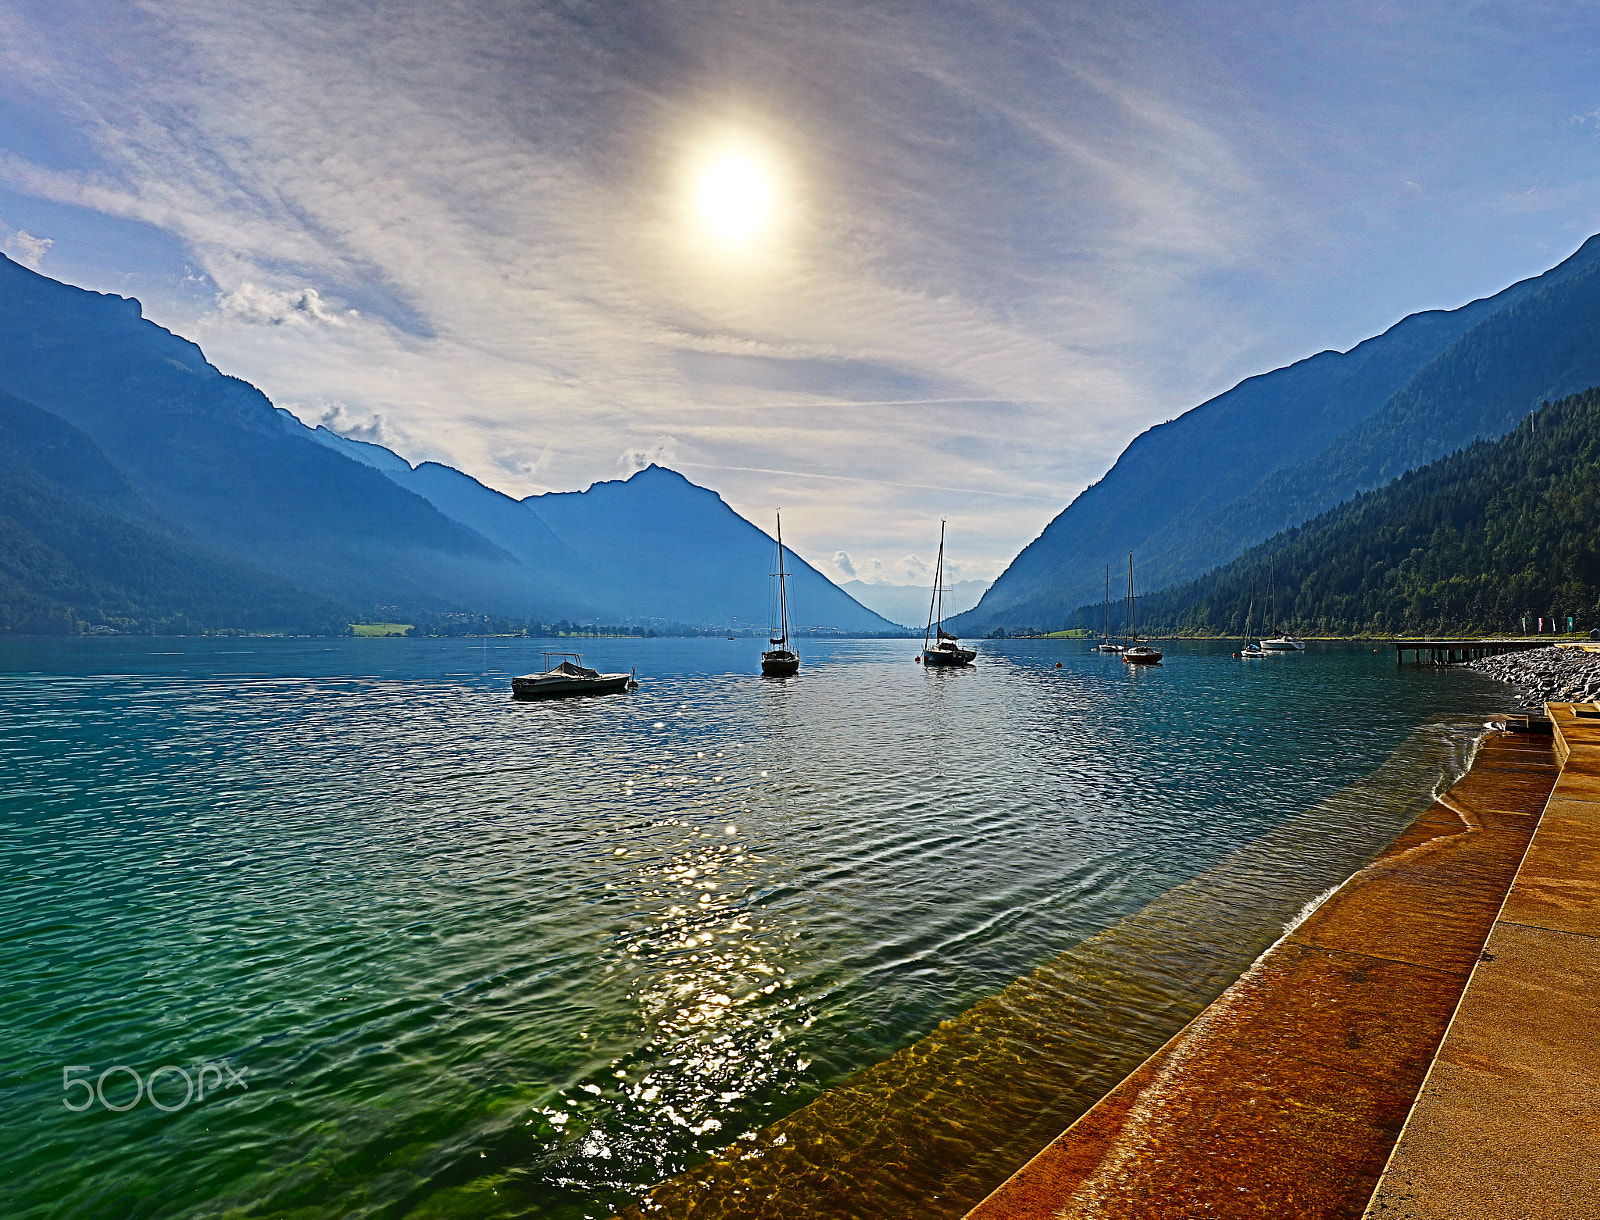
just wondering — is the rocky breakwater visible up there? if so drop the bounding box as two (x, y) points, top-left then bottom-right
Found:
(1465, 646), (1600, 709)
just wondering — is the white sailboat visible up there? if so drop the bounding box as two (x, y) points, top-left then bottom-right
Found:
(921, 521), (976, 667)
(1094, 562), (1123, 653)
(1259, 555), (1305, 651)
(1236, 587), (1264, 658)
(761, 512), (800, 677)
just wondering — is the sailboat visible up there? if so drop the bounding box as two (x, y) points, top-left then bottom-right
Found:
(1094, 563), (1123, 653)
(1235, 587), (1264, 658)
(921, 521), (976, 667)
(1121, 553), (1163, 664)
(760, 513), (800, 677)
(1259, 555), (1305, 651)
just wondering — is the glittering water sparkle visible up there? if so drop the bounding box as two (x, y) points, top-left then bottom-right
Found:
(0, 637), (1510, 1218)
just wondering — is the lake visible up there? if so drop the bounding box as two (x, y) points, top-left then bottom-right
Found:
(0, 636), (1511, 1218)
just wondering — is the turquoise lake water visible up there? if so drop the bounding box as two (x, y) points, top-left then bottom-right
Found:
(0, 637), (1511, 1218)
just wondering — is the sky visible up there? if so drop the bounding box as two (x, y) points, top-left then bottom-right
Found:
(3, 1), (1600, 584)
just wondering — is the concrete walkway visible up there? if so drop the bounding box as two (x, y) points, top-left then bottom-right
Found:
(1363, 704), (1600, 1218)
(963, 728), (1558, 1220)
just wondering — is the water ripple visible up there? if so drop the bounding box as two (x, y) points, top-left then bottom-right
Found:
(0, 636), (1511, 1218)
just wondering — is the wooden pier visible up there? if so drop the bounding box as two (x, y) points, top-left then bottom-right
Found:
(1394, 638), (1550, 665)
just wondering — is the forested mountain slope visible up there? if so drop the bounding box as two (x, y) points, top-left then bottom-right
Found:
(0, 390), (345, 634)
(1104, 387), (1600, 638)
(0, 253), (896, 633)
(951, 234), (1600, 634)
(0, 253), (573, 620)
(1138, 237), (1600, 591)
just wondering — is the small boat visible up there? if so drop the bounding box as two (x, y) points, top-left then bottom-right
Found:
(921, 521), (976, 667)
(1259, 556), (1305, 650)
(761, 512), (800, 677)
(1235, 588), (1265, 657)
(1120, 553), (1162, 665)
(1093, 563), (1123, 652)
(513, 653), (634, 699)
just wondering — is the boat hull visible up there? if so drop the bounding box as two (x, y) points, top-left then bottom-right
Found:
(1260, 637), (1306, 651)
(923, 646), (976, 667)
(512, 673), (632, 699)
(1123, 647), (1163, 665)
(761, 651), (800, 677)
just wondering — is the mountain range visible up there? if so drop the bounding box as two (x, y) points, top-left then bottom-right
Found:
(0, 253), (898, 636)
(839, 579), (991, 629)
(952, 234), (1600, 634)
(0, 388), (346, 635)
(10, 225), (1600, 641)
(1116, 385), (1600, 637)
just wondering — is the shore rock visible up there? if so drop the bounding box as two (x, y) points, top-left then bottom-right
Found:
(1464, 646), (1600, 710)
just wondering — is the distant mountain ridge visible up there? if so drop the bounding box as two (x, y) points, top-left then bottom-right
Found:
(1116, 385), (1600, 637)
(839, 578), (991, 629)
(0, 252), (899, 635)
(952, 234), (1600, 633)
(0, 389), (343, 634)
(294, 415), (898, 632)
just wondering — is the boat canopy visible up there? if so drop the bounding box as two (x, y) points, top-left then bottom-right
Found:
(937, 629), (959, 641)
(548, 660), (600, 679)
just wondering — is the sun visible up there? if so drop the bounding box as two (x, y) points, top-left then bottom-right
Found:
(695, 152), (774, 244)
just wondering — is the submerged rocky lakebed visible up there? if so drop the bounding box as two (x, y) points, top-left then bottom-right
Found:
(0, 635), (1520, 1219)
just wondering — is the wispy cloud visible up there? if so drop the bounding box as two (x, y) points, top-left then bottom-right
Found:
(6, 0), (1588, 575)
(218, 283), (350, 327)
(0, 224), (52, 268)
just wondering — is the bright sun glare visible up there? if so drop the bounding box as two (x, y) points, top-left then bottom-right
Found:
(695, 153), (773, 244)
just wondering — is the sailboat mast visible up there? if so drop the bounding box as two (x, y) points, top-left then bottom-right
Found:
(934, 521), (946, 633)
(923, 522), (943, 651)
(775, 512), (790, 647)
(1104, 564), (1110, 639)
(1128, 552), (1136, 642)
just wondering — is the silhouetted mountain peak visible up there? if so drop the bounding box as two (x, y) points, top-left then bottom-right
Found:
(1, 255), (898, 632)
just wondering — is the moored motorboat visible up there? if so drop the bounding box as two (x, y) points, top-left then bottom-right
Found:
(513, 653), (634, 699)
(920, 521), (975, 667)
(1123, 644), (1163, 664)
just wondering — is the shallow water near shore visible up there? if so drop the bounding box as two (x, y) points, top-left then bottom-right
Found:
(0, 637), (1511, 1218)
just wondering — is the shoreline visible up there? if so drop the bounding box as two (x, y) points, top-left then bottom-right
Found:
(965, 719), (1558, 1219)
(619, 718), (1486, 1219)
(1465, 643), (1600, 709)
